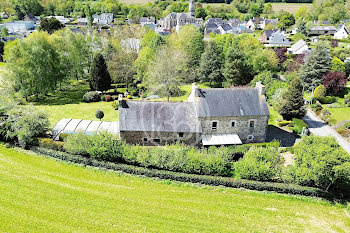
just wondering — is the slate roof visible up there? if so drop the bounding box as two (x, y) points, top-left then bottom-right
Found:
(119, 101), (202, 133)
(194, 88), (269, 117)
(220, 23), (232, 31)
(288, 39), (308, 53)
(263, 29), (277, 39)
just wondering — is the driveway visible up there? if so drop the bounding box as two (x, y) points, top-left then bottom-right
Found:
(303, 109), (350, 154)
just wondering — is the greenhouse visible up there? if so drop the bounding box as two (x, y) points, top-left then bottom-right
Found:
(52, 119), (119, 140)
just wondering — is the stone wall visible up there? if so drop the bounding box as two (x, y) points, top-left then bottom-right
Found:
(120, 131), (201, 146)
(199, 115), (269, 143)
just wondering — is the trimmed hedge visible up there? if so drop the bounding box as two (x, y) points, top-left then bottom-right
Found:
(32, 147), (333, 199)
(277, 121), (293, 127)
(316, 96), (337, 104)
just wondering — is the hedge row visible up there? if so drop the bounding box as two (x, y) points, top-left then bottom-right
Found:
(32, 147), (333, 199)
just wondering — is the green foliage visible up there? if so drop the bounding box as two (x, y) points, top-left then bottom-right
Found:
(300, 42), (330, 91)
(89, 53), (112, 91)
(0, 27), (8, 37)
(292, 118), (308, 134)
(39, 18), (64, 34)
(286, 136), (350, 192)
(34, 146), (331, 198)
(83, 91), (100, 103)
(277, 11), (295, 30)
(344, 93), (350, 106)
(313, 84), (326, 99)
(38, 138), (65, 151)
(0, 93), (49, 148)
(223, 47), (253, 86)
(64, 133), (123, 161)
(95, 109), (104, 120)
(4, 31), (65, 99)
(316, 96), (337, 104)
(234, 146), (282, 181)
(112, 100), (119, 110)
(277, 121), (293, 127)
(277, 77), (306, 120)
(330, 57), (345, 72)
(58, 133), (70, 142)
(198, 41), (224, 87)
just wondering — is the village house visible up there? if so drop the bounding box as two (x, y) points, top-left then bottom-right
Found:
(118, 83), (269, 146)
(308, 25), (337, 36)
(24, 14), (40, 26)
(47, 16), (72, 25)
(139, 17), (156, 27)
(93, 13), (114, 25)
(287, 39), (311, 54)
(260, 29), (291, 47)
(4, 21), (35, 34)
(246, 17), (278, 31)
(158, 0), (203, 31)
(334, 25), (349, 39)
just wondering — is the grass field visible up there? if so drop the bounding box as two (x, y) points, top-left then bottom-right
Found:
(0, 144), (349, 232)
(271, 3), (312, 14)
(119, 0), (153, 4)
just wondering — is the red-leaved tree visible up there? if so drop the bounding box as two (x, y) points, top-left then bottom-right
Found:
(274, 47), (287, 67)
(287, 54), (305, 72)
(322, 71), (347, 95)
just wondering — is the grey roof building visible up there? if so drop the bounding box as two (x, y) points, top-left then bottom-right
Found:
(119, 83), (269, 146)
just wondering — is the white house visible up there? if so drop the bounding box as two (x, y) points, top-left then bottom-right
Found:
(287, 40), (311, 54)
(334, 25), (349, 40)
(4, 21), (35, 34)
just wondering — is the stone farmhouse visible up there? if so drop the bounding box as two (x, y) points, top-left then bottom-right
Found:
(158, 0), (203, 31)
(118, 83), (269, 147)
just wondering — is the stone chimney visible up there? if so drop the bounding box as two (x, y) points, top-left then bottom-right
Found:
(189, 0), (195, 17)
(255, 82), (265, 96)
(188, 82), (198, 102)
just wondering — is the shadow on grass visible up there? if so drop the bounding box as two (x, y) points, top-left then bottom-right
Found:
(266, 125), (298, 147)
(30, 82), (90, 106)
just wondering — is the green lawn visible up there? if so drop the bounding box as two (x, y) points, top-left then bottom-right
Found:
(268, 105), (283, 126)
(0, 145), (349, 232)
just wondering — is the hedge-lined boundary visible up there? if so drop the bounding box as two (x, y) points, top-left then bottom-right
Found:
(32, 147), (333, 199)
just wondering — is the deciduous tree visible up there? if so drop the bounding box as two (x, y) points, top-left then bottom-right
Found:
(322, 71), (347, 95)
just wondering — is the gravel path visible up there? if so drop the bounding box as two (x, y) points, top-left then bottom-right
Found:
(303, 109), (350, 154)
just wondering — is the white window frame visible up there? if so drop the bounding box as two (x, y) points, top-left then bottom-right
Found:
(231, 120), (237, 128)
(248, 119), (256, 129)
(247, 135), (254, 141)
(211, 121), (219, 130)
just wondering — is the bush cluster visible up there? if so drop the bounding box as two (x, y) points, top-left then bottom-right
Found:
(277, 121), (292, 127)
(292, 118), (308, 134)
(344, 93), (350, 107)
(83, 91), (100, 103)
(64, 133), (280, 177)
(315, 96), (337, 104)
(38, 138), (65, 151)
(32, 147), (332, 199)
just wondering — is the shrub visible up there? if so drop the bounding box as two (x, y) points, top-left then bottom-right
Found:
(277, 121), (293, 127)
(38, 138), (64, 151)
(105, 95), (113, 102)
(59, 133), (70, 142)
(344, 93), (350, 107)
(130, 89), (138, 97)
(292, 118), (308, 134)
(286, 136), (350, 193)
(313, 84), (326, 99)
(322, 71), (347, 95)
(112, 101), (119, 110)
(101, 95), (106, 101)
(234, 146), (282, 182)
(316, 96), (337, 104)
(33, 147), (333, 199)
(95, 109), (104, 120)
(64, 134), (91, 156)
(83, 91), (100, 103)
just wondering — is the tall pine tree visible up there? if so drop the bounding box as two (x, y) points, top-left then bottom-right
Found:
(198, 41), (223, 87)
(89, 53), (112, 91)
(277, 77), (306, 120)
(299, 42), (330, 90)
(223, 47), (253, 87)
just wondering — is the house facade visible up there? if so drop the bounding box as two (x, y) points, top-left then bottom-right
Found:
(309, 26), (337, 36)
(261, 30), (291, 47)
(287, 39), (310, 54)
(334, 25), (349, 39)
(4, 21), (35, 34)
(119, 83), (269, 146)
(158, 0), (203, 31)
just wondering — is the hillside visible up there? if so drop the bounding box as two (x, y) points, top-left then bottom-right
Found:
(0, 145), (349, 232)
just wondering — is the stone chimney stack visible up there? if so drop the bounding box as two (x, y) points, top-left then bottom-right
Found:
(255, 82), (265, 96)
(189, 0), (195, 17)
(188, 82), (198, 102)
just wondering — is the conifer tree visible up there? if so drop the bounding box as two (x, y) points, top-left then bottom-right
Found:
(223, 47), (253, 87)
(198, 42), (223, 87)
(89, 53), (112, 91)
(299, 42), (330, 90)
(277, 77), (306, 120)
